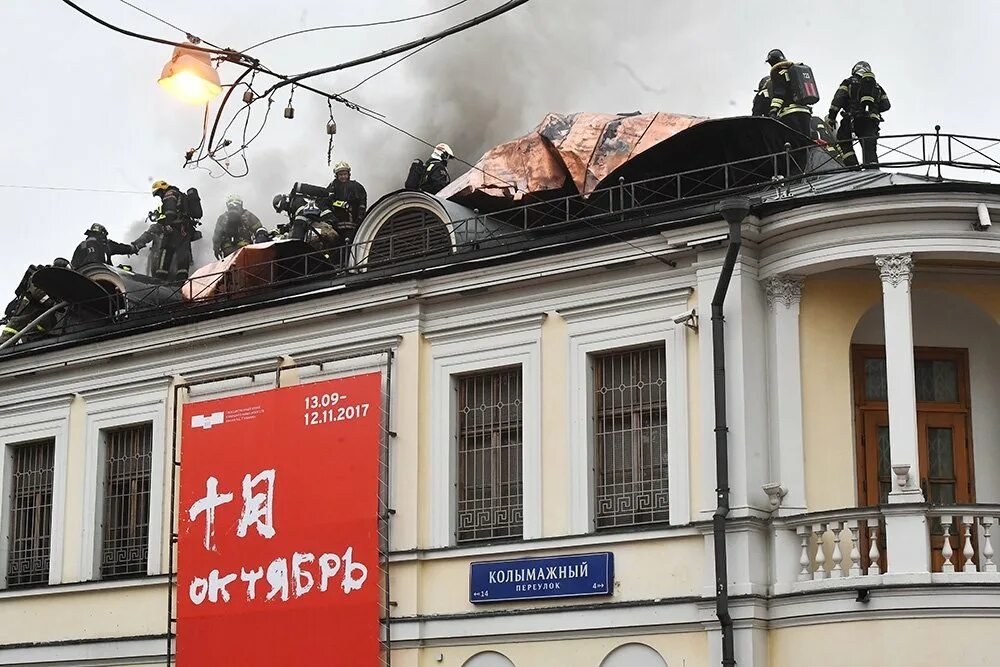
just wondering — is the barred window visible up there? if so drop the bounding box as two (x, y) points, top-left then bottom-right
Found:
(5, 439), (55, 588)
(100, 424), (153, 579)
(593, 344), (669, 529)
(455, 366), (523, 544)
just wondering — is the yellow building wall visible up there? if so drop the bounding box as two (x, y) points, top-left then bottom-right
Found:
(388, 535), (704, 618)
(0, 584), (168, 645)
(771, 618), (999, 667)
(392, 631), (707, 667)
(799, 274), (881, 511)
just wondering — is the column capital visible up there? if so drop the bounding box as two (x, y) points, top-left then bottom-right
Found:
(763, 275), (804, 309)
(875, 254), (914, 287)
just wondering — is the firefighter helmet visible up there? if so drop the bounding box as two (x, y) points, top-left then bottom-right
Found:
(151, 179), (169, 195)
(85, 223), (108, 238)
(333, 161), (351, 175)
(431, 143), (454, 160)
(852, 61), (872, 76)
(52, 257), (70, 269)
(766, 49), (786, 66)
(226, 193), (244, 208)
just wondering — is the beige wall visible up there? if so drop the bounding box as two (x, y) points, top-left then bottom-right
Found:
(771, 618), (1000, 667)
(799, 274), (881, 511)
(392, 631), (708, 667)
(390, 535), (704, 618)
(0, 584), (168, 645)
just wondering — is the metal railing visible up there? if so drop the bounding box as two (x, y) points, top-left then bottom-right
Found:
(6, 131), (1000, 351)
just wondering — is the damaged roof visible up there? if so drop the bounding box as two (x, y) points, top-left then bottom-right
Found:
(438, 111), (705, 206)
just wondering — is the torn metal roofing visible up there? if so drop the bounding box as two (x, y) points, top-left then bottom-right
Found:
(438, 111), (706, 207)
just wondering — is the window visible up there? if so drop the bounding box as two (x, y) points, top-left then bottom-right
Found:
(455, 366), (523, 544)
(100, 423), (153, 579)
(6, 439), (56, 588)
(592, 345), (669, 529)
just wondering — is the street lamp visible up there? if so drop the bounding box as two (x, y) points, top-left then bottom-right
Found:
(158, 41), (222, 105)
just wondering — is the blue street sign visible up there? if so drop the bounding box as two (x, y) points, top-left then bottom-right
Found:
(469, 552), (614, 603)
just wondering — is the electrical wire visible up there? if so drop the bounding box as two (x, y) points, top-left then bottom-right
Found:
(261, 0), (531, 95)
(243, 0), (473, 52)
(115, 0), (224, 49)
(0, 184), (148, 195)
(338, 39), (441, 95)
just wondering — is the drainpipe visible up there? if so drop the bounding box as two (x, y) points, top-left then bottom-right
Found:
(712, 198), (750, 667)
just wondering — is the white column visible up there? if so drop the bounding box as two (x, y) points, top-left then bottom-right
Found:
(874, 254), (923, 501)
(763, 276), (806, 514)
(875, 254), (930, 577)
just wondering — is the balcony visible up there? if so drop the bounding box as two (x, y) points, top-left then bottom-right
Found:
(772, 503), (1000, 595)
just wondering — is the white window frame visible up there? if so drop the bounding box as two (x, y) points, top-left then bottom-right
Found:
(564, 288), (692, 534)
(80, 383), (169, 581)
(426, 314), (544, 548)
(0, 395), (73, 588)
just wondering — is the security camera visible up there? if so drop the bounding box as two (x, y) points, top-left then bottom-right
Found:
(672, 308), (698, 332)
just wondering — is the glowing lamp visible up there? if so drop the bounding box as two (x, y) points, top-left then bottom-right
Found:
(158, 43), (222, 105)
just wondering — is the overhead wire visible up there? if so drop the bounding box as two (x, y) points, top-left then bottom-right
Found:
(0, 184), (148, 195)
(243, 0), (473, 51)
(338, 39), (442, 95)
(115, 0), (223, 48)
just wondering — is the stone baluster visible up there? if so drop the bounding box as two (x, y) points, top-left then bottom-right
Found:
(813, 523), (827, 581)
(940, 516), (955, 574)
(797, 525), (811, 582)
(982, 516), (996, 574)
(847, 520), (862, 577)
(868, 525), (881, 576)
(962, 516), (977, 573)
(830, 522), (844, 578)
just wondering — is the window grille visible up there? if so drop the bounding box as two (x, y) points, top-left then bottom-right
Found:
(100, 423), (153, 579)
(593, 344), (669, 529)
(6, 439), (55, 588)
(455, 366), (523, 544)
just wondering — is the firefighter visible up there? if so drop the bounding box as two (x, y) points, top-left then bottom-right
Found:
(810, 116), (844, 164)
(752, 76), (772, 117)
(1, 263), (59, 344)
(70, 223), (136, 270)
(133, 180), (202, 281)
(826, 61), (891, 167)
(327, 162), (368, 224)
(421, 143), (453, 194)
(766, 49), (813, 136)
(213, 194), (263, 259)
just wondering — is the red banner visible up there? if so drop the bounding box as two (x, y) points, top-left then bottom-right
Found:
(177, 373), (383, 666)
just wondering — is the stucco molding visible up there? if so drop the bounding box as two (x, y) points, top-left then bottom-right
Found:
(762, 276), (804, 310)
(875, 253), (914, 287)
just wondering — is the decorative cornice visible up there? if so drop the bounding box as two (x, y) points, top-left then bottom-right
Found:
(763, 276), (805, 309)
(875, 253), (914, 287)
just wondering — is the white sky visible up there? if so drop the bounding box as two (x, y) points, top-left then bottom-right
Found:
(2, 0), (999, 295)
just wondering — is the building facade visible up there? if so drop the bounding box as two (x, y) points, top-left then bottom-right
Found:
(2, 163), (1000, 666)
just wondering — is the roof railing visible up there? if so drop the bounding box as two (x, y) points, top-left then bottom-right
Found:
(7, 131), (1000, 350)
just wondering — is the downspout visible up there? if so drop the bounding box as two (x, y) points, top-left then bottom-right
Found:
(712, 198), (750, 667)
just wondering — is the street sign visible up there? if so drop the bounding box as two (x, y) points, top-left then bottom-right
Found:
(470, 552), (614, 603)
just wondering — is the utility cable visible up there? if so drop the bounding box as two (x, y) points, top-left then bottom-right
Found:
(243, 0), (473, 52)
(338, 39), (441, 95)
(115, 0), (224, 49)
(0, 184), (148, 195)
(261, 0), (531, 95)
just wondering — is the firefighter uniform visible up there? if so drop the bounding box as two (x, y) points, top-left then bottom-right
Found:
(1, 265), (57, 343)
(752, 76), (772, 117)
(827, 62), (891, 167)
(134, 181), (201, 281)
(768, 59), (813, 136)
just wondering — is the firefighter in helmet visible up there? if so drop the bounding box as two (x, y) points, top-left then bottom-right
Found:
(826, 61), (891, 167)
(132, 180), (202, 281)
(70, 223), (135, 270)
(765, 49), (813, 136)
(213, 194), (263, 259)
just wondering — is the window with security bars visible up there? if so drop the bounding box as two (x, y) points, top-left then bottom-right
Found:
(455, 366), (523, 544)
(5, 439), (55, 588)
(100, 423), (152, 579)
(593, 344), (669, 529)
